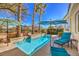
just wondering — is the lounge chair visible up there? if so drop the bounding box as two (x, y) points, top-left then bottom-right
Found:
(23, 37), (31, 42)
(54, 32), (71, 47)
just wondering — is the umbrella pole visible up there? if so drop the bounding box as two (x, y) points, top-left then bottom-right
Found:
(6, 21), (9, 46)
(49, 20), (52, 55)
(49, 20), (52, 47)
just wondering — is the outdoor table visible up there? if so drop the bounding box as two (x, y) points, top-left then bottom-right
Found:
(70, 38), (78, 52)
(70, 34), (79, 51)
(51, 35), (59, 40)
(51, 35), (59, 46)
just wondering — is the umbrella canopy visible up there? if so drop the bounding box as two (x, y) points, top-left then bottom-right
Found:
(39, 20), (67, 25)
(0, 19), (19, 26)
(0, 18), (20, 44)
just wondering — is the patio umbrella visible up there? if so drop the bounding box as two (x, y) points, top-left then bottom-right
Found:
(40, 20), (67, 25)
(39, 20), (68, 48)
(0, 18), (20, 45)
(40, 20), (68, 35)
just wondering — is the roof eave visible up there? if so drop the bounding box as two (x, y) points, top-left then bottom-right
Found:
(63, 3), (74, 20)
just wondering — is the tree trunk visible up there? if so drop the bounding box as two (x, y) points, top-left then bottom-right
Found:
(32, 4), (36, 34)
(39, 9), (42, 33)
(17, 3), (22, 37)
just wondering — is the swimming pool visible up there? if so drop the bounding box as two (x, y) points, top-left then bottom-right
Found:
(16, 35), (51, 56)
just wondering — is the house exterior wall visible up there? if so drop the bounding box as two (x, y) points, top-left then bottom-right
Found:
(64, 4), (79, 53)
(70, 4), (79, 38)
(64, 4), (79, 39)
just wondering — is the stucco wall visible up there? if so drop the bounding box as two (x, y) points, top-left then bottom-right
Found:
(69, 4), (79, 39)
(64, 3), (79, 53)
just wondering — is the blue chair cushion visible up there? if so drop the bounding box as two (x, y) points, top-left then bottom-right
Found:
(61, 32), (71, 40)
(51, 47), (70, 56)
(54, 40), (65, 45)
(52, 52), (70, 56)
(51, 47), (67, 52)
(54, 32), (71, 45)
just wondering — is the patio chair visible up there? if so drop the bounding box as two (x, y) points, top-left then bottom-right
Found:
(54, 32), (71, 47)
(23, 33), (31, 43)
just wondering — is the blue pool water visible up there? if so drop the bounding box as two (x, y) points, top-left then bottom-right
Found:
(16, 35), (51, 56)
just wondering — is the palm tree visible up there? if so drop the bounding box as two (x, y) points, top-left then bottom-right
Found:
(17, 3), (22, 37)
(15, 3), (29, 37)
(36, 3), (47, 33)
(32, 3), (37, 34)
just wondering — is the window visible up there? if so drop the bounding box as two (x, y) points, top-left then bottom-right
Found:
(78, 15), (79, 32)
(76, 12), (79, 33)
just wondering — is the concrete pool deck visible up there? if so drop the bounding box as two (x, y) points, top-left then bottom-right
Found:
(0, 42), (50, 56)
(0, 41), (79, 56)
(0, 33), (43, 53)
(0, 33), (79, 56)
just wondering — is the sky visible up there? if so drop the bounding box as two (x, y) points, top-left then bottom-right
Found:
(0, 3), (69, 27)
